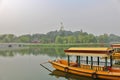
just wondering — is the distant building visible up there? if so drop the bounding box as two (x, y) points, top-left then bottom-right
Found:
(31, 40), (40, 43)
(59, 22), (64, 31)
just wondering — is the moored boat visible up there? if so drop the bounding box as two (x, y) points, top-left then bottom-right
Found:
(49, 47), (120, 80)
(111, 44), (120, 59)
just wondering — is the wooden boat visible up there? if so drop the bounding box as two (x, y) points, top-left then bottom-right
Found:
(111, 44), (120, 59)
(49, 47), (120, 80)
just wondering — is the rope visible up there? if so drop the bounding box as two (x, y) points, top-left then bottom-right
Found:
(40, 62), (52, 72)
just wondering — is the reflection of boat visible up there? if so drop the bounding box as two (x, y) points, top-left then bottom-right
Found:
(49, 47), (120, 80)
(49, 70), (93, 80)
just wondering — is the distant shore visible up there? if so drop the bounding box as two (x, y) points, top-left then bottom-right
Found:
(0, 43), (110, 48)
(25, 43), (110, 47)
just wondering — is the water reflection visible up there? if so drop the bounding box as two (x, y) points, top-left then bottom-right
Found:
(0, 47), (67, 57)
(0, 47), (109, 80)
(49, 70), (93, 80)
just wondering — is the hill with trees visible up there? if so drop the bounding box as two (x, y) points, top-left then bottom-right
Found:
(0, 29), (120, 44)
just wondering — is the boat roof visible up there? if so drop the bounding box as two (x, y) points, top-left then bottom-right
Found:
(111, 44), (120, 48)
(64, 47), (113, 57)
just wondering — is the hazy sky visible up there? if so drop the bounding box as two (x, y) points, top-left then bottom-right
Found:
(0, 0), (120, 36)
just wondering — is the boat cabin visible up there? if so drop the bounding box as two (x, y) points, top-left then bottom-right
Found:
(111, 44), (120, 64)
(111, 44), (120, 52)
(64, 47), (114, 71)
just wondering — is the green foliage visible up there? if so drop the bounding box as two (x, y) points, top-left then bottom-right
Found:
(0, 34), (16, 43)
(0, 30), (120, 44)
(97, 34), (109, 43)
(55, 36), (64, 44)
(109, 34), (120, 42)
(16, 35), (31, 43)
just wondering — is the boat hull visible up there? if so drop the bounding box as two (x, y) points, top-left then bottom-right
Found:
(49, 60), (120, 80)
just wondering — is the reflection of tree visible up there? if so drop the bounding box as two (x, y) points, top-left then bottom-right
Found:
(55, 47), (68, 58)
(0, 47), (67, 58)
(29, 47), (66, 58)
(0, 48), (29, 57)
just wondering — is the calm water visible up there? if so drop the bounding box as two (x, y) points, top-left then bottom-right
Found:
(0, 47), (105, 80)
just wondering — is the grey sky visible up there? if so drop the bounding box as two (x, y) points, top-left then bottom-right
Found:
(0, 0), (120, 36)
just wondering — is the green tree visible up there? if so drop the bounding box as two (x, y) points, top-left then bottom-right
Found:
(97, 34), (109, 43)
(0, 34), (16, 43)
(67, 36), (76, 43)
(55, 36), (63, 44)
(17, 35), (31, 43)
(109, 34), (120, 43)
(87, 34), (97, 43)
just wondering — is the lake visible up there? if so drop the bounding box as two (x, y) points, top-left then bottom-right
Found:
(0, 47), (105, 80)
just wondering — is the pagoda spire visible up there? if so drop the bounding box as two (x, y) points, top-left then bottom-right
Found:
(60, 22), (64, 31)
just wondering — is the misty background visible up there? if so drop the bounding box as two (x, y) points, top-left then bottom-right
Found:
(0, 0), (120, 36)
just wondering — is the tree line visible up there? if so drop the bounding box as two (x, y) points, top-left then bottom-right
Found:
(0, 30), (120, 43)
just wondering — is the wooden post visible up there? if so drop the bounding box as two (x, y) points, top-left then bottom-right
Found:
(86, 56), (88, 64)
(105, 57), (107, 71)
(91, 56), (93, 69)
(78, 56), (81, 67)
(76, 56), (78, 63)
(68, 55), (70, 66)
(110, 55), (113, 67)
(97, 57), (99, 66)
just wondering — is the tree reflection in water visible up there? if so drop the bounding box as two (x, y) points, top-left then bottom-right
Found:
(0, 47), (67, 58)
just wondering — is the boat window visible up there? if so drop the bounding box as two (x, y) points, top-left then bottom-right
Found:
(117, 48), (120, 52)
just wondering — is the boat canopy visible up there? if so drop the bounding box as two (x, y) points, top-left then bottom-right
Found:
(111, 44), (120, 48)
(64, 47), (113, 57)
